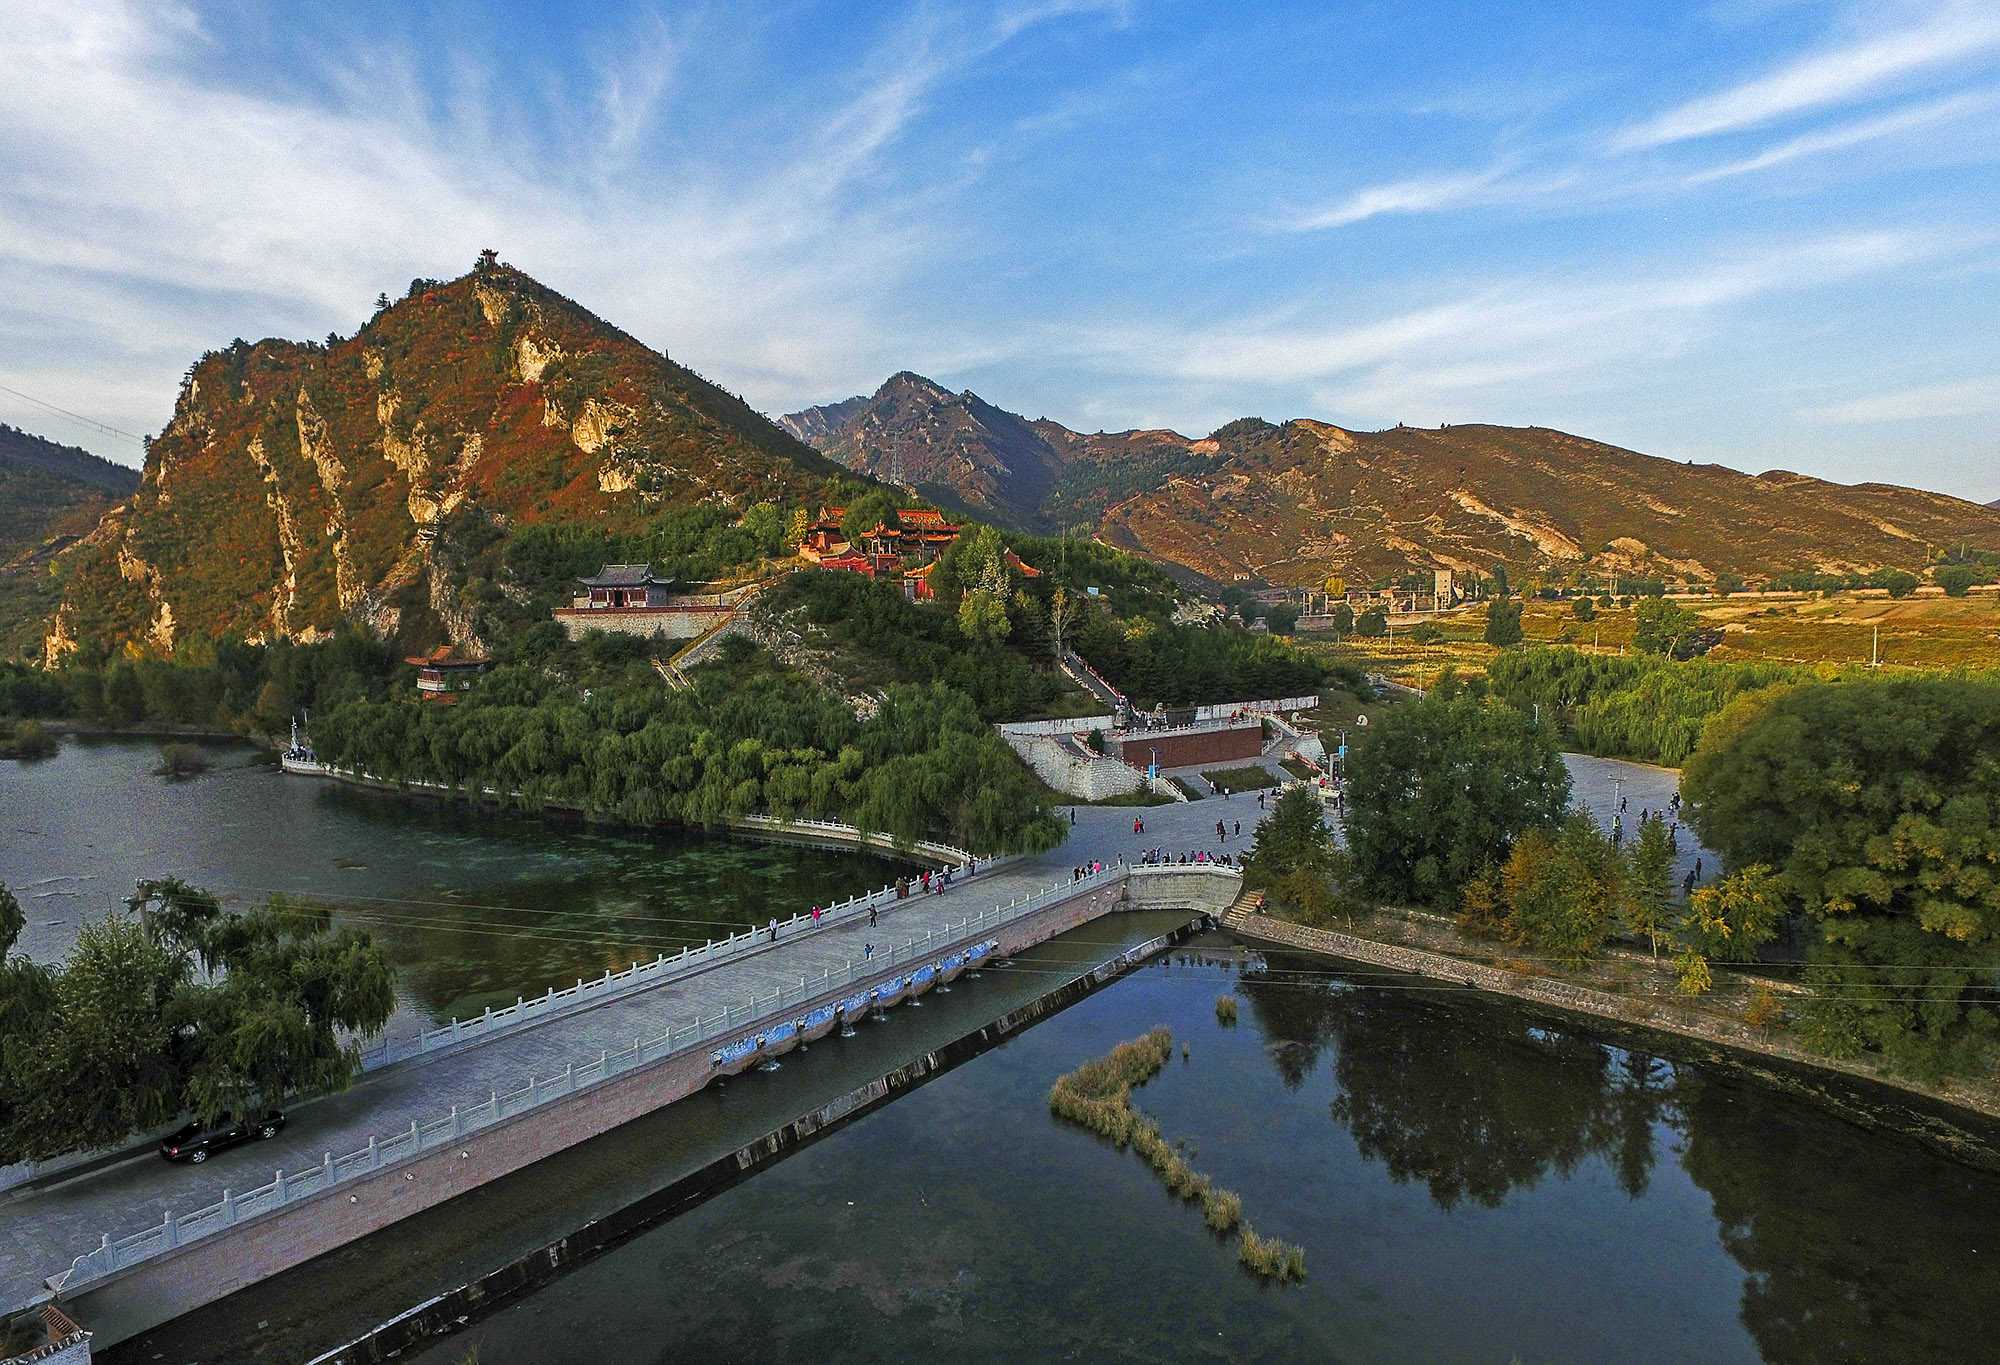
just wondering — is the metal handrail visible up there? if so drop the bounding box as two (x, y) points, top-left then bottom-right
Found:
(59, 862), (1205, 1293)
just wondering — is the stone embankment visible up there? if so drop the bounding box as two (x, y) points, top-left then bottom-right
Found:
(1231, 913), (2000, 1133)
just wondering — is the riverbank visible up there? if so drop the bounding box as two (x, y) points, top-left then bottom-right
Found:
(1232, 911), (2000, 1163)
(281, 759), (978, 869)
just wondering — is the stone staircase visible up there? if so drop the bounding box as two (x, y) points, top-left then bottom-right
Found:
(1220, 886), (1264, 929)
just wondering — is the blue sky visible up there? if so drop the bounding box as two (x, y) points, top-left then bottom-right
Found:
(3, 1), (1997, 502)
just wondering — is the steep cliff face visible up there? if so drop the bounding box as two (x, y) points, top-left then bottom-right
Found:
(47, 264), (836, 661)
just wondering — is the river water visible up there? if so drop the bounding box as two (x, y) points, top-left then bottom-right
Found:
(378, 941), (1996, 1365)
(0, 736), (903, 1034)
(16, 735), (1991, 1362)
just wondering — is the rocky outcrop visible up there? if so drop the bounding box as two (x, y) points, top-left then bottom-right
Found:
(44, 262), (837, 658)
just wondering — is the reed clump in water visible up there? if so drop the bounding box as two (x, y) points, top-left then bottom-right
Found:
(1237, 1225), (1307, 1281)
(1215, 995), (1238, 1024)
(1050, 1027), (1302, 1282)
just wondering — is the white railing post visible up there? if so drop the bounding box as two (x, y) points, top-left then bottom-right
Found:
(450, 1105), (461, 1138)
(368, 1136), (379, 1170)
(163, 1210), (177, 1248)
(222, 1189), (236, 1224)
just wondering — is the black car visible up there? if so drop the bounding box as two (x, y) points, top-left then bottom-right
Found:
(159, 1111), (286, 1163)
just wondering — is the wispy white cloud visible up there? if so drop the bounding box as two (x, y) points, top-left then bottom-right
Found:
(1805, 374), (2000, 422)
(1616, 6), (2000, 150)
(0, 0), (1115, 448)
(1280, 167), (1515, 231)
(1684, 88), (2000, 181)
(1065, 231), (1968, 413)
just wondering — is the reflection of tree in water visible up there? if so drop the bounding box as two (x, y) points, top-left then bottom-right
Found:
(1240, 955), (1673, 1207)
(1674, 1073), (2000, 1365)
(1241, 952), (2000, 1362)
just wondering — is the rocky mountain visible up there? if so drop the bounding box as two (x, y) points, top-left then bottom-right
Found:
(44, 260), (838, 662)
(780, 372), (1081, 529)
(0, 426), (138, 658)
(791, 376), (2000, 585)
(1095, 419), (2000, 587)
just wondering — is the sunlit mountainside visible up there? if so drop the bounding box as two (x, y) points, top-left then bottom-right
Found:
(791, 382), (2000, 587)
(44, 261), (839, 661)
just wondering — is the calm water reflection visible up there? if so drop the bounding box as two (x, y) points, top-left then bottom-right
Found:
(405, 941), (1999, 1364)
(0, 736), (902, 1029)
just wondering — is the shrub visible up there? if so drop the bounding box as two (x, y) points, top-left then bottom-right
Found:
(155, 743), (210, 778)
(1215, 995), (1238, 1024)
(0, 720), (58, 760)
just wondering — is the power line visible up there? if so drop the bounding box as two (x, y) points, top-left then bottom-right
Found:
(0, 381), (148, 445)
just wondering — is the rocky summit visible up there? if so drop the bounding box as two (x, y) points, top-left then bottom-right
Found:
(792, 381), (2000, 586)
(44, 262), (836, 662)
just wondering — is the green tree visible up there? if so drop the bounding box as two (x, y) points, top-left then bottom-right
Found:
(1246, 788), (1365, 928)
(173, 895), (396, 1124)
(1672, 866), (1784, 996)
(1327, 603), (1355, 635)
(1572, 596), (1597, 623)
(1633, 599), (1701, 656)
(1247, 786), (1330, 887)
(1344, 680), (1572, 908)
(958, 588), (1012, 645)
(1682, 678), (2000, 1072)
(1873, 568), (1919, 599)
(1501, 811), (1622, 966)
(738, 502), (789, 555)
(1266, 603), (1301, 635)
(1355, 607), (1388, 638)
(841, 490), (900, 543)
(1484, 600), (1523, 647)
(1622, 813), (1676, 958)
(4, 915), (186, 1162)
(1935, 564), (1985, 597)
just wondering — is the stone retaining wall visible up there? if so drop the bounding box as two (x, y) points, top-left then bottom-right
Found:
(1232, 914), (2000, 1125)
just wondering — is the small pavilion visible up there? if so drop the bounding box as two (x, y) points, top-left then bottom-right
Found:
(577, 565), (676, 609)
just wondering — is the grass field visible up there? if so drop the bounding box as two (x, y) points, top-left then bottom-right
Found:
(1298, 591), (2000, 686)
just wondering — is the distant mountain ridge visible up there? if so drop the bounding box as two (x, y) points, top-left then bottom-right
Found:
(43, 261), (838, 662)
(0, 424), (139, 496)
(787, 380), (2000, 586)
(0, 424), (139, 657)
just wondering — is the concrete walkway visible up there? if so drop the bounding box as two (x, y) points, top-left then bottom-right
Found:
(0, 792), (1270, 1313)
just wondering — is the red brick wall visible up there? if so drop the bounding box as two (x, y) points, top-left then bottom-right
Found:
(1110, 724), (1262, 771)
